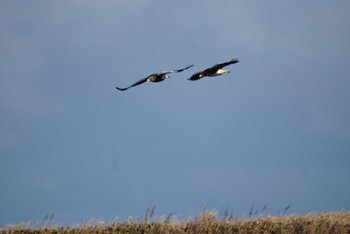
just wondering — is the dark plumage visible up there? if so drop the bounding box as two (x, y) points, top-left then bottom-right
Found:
(116, 65), (194, 91)
(188, 58), (239, 81)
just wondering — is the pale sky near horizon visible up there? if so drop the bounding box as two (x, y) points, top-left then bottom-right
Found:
(1, 1), (350, 226)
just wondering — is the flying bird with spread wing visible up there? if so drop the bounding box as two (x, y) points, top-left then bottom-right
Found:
(188, 58), (239, 81)
(116, 65), (194, 91)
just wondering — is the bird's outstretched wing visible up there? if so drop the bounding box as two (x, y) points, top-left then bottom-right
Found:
(206, 58), (239, 73)
(116, 76), (150, 91)
(161, 64), (194, 75)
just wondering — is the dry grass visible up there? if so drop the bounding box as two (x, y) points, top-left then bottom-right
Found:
(1, 211), (349, 234)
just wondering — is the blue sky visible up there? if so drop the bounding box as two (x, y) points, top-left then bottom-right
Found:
(1, 0), (350, 226)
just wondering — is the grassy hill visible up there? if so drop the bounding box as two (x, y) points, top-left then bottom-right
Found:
(1, 211), (349, 233)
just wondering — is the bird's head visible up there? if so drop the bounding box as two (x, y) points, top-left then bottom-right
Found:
(163, 74), (170, 80)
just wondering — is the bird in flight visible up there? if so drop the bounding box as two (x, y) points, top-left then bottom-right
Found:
(116, 65), (194, 91)
(188, 58), (239, 81)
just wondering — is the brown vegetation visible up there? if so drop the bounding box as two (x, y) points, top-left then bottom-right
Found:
(1, 211), (349, 234)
